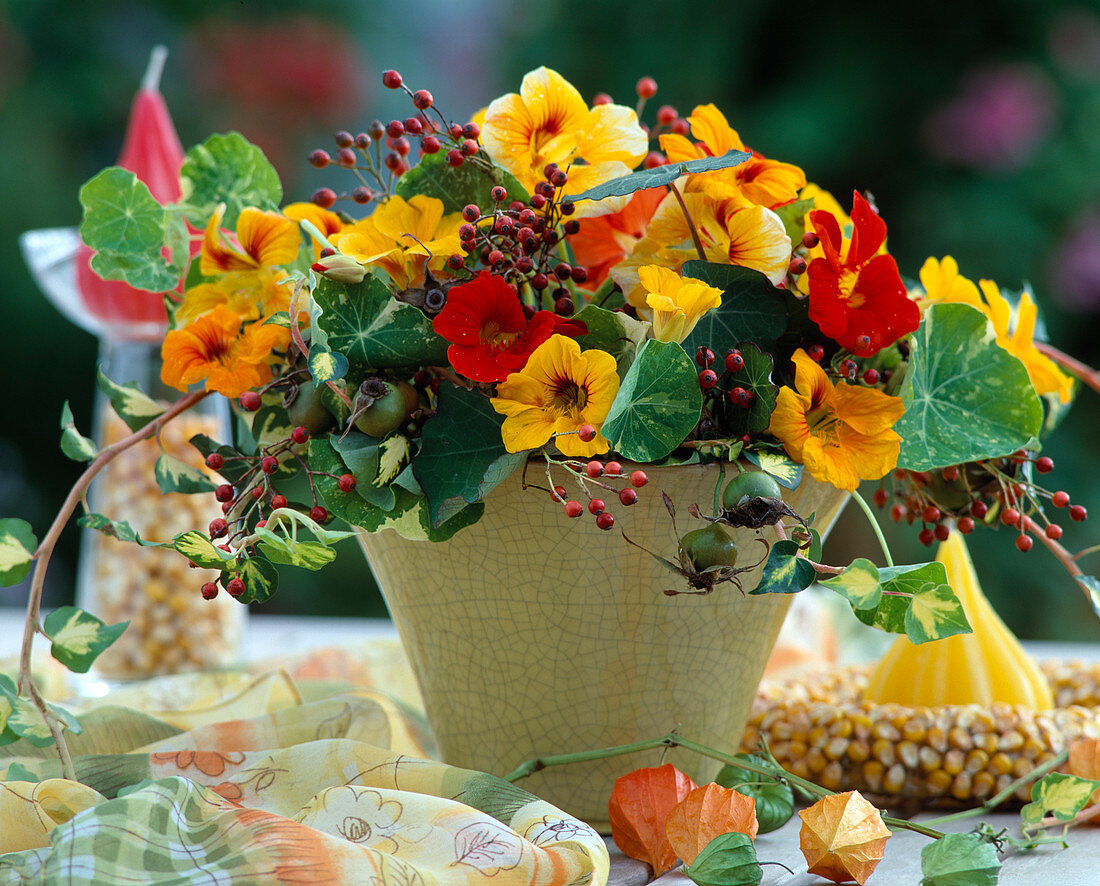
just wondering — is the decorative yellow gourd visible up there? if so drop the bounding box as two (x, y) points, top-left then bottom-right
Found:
(863, 531), (1053, 709)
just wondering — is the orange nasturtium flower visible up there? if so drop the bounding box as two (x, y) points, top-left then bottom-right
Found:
(569, 188), (666, 291)
(161, 304), (290, 399)
(200, 205), (300, 276)
(919, 256), (1074, 403)
(331, 194), (462, 288)
(768, 349), (905, 493)
(283, 201), (345, 258)
(638, 265), (722, 343)
(481, 66), (648, 218)
(490, 335), (620, 458)
(659, 103), (806, 208)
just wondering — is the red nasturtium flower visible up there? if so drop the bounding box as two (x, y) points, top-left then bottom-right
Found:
(432, 271), (587, 383)
(806, 192), (919, 357)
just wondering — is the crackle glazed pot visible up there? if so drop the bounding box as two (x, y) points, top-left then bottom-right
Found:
(357, 461), (849, 830)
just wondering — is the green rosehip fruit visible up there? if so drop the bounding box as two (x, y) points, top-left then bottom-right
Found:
(679, 523), (739, 571)
(722, 470), (781, 509)
(354, 382), (409, 437)
(286, 380), (336, 435)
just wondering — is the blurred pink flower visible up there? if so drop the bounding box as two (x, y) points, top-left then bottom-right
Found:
(1049, 211), (1100, 311)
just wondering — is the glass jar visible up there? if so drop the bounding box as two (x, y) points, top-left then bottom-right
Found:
(75, 335), (244, 681)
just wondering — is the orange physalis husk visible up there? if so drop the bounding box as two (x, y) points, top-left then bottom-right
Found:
(1067, 738), (1100, 813)
(666, 782), (759, 866)
(798, 790), (891, 885)
(608, 763), (697, 875)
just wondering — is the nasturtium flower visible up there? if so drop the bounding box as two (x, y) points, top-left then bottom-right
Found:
(639, 265), (722, 343)
(200, 205), (300, 276)
(491, 335), (620, 457)
(161, 304), (290, 399)
(432, 271), (586, 383)
(919, 256), (1073, 403)
(569, 188), (665, 291)
(175, 268), (293, 325)
(331, 194), (462, 288)
(659, 104), (806, 208)
(481, 66), (648, 218)
(768, 348), (905, 493)
(283, 201), (345, 258)
(806, 191), (920, 357)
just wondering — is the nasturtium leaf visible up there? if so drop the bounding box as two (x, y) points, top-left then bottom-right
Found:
(96, 368), (165, 432)
(179, 132), (282, 228)
(563, 148), (750, 205)
(742, 450), (802, 489)
(173, 530), (232, 570)
(714, 755), (795, 834)
(396, 149), (529, 213)
(255, 530), (337, 571)
(854, 561), (972, 643)
(609, 764), (697, 876)
(154, 453), (217, 495)
(308, 347), (349, 386)
(798, 790), (891, 886)
(679, 262), (788, 353)
(313, 274), (450, 373)
(896, 303), (1043, 472)
(666, 783), (758, 866)
(79, 167), (166, 256)
(60, 402), (97, 462)
(710, 343), (778, 437)
(750, 539), (816, 595)
(821, 559), (882, 611)
(0, 518), (36, 587)
(905, 582), (973, 644)
(88, 248), (181, 293)
(77, 513), (145, 545)
(601, 339), (702, 462)
(42, 606), (128, 674)
(683, 832), (762, 886)
(413, 384), (525, 527)
(919, 832), (1001, 886)
(226, 556), (279, 605)
(572, 303), (649, 377)
(1021, 773), (1100, 828)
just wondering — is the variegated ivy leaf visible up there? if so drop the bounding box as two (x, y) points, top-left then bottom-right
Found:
(96, 368), (165, 432)
(0, 683), (82, 748)
(154, 454), (217, 495)
(0, 518), (36, 587)
(225, 556), (279, 605)
(308, 347), (349, 385)
(855, 561), (972, 643)
(1021, 773), (1100, 829)
(60, 402), (97, 462)
(743, 449), (803, 489)
(254, 529), (338, 571)
(906, 582), (972, 644)
(378, 434), (411, 486)
(173, 530), (233, 570)
(750, 539), (816, 595)
(78, 512), (146, 545)
(42, 606), (128, 674)
(821, 558), (882, 610)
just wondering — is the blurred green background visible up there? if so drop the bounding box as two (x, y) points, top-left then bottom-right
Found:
(2, 0), (1098, 638)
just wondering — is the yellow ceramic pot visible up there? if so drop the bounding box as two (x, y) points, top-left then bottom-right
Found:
(357, 461), (849, 829)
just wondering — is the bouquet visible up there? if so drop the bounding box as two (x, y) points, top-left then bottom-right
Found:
(4, 65), (1098, 760)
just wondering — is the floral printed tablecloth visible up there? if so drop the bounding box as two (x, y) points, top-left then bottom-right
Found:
(0, 641), (609, 885)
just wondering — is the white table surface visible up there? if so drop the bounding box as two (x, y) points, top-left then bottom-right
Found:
(2, 608), (1099, 884)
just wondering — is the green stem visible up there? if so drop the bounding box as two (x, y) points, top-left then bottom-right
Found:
(851, 489), (894, 568)
(713, 461), (726, 516)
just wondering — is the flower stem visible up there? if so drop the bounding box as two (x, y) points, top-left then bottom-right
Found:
(667, 182), (706, 262)
(17, 389), (211, 780)
(851, 489), (894, 568)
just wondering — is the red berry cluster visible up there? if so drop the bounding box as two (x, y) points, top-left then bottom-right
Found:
(875, 450), (1086, 552)
(547, 431), (649, 531)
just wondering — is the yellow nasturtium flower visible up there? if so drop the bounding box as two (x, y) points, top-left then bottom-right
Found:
(768, 349), (905, 493)
(200, 205), (300, 276)
(491, 335), (620, 458)
(481, 66), (648, 218)
(919, 256), (1073, 403)
(639, 265), (722, 343)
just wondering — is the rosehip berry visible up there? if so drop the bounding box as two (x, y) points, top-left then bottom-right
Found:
(462, 122), (481, 139)
(291, 426), (310, 444)
(550, 169), (568, 188)
(699, 369), (718, 389)
(251, 486), (265, 500)
(596, 512), (615, 530)
(1052, 491), (1070, 508)
(1016, 534), (1033, 552)
(619, 488), (638, 506)
(934, 524), (951, 541)
(338, 473), (357, 493)
(529, 193), (547, 209)
(1046, 523), (1063, 539)
(656, 104), (678, 124)
(392, 137), (411, 156)
(970, 500), (989, 518)
(270, 494), (288, 510)
(446, 149), (464, 167)
(551, 485), (567, 502)
(577, 424), (597, 442)
(695, 346), (715, 368)
(367, 119), (386, 140)
(221, 501), (233, 514)
(309, 506), (329, 523)
(261, 456), (279, 474)
(957, 516), (975, 534)
(788, 256), (807, 276)
(209, 518), (228, 539)
(352, 186), (372, 204)
(585, 460), (604, 478)
(1070, 505), (1088, 522)
(206, 452), (225, 470)
(854, 334), (872, 352)
(490, 186), (507, 203)
(807, 344), (825, 362)
(1036, 456), (1054, 473)
(571, 266), (587, 283)
(918, 528), (934, 546)
(643, 151), (666, 169)
(336, 147), (357, 167)
(872, 488), (888, 507)
(890, 504), (906, 523)
(564, 500), (583, 518)
(1002, 508), (1021, 526)
(381, 69), (403, 89)
(215, 483), (235, 503)
(942, 465), (960, 481)
(922, 505), (941, 523)
(605, 461), (623, 476)
(636, 76), (658, 98)
(412, 88), (433, 109)
(239, 391), (262, 411)
(421, 135), (441, 154)
(588, 499), (605, 515)
(200, 581), (219, 600)
(404, 117), (424, 135)
(227, 577), (246, 597)
(461, 138), (479, 156)
(308, 149), (331, 168)
(630, 470), (648, 488)
(862, 368), (880, 385)
(724, 349), (744, 372)
(801, 231), (820, 248)
(256, 519), (267, 528)
(448, 253), (465, 270)
(592, 92), (613, 105)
